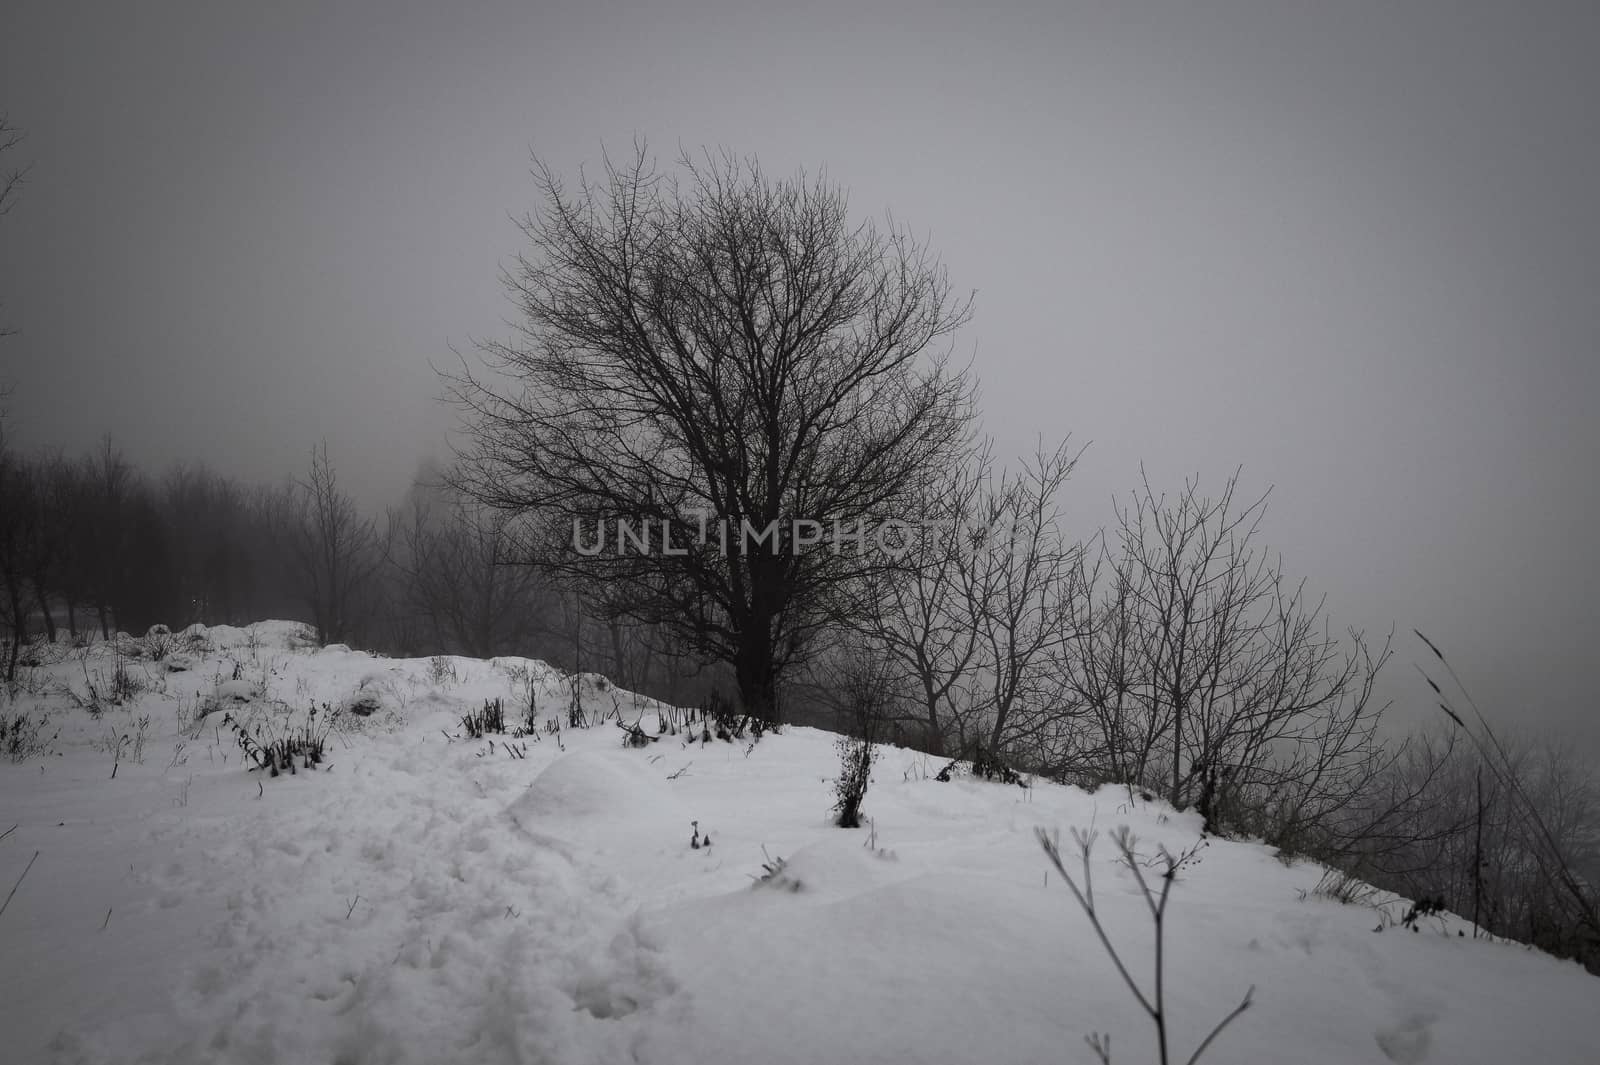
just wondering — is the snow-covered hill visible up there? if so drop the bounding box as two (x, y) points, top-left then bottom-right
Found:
(1, 623), (1594, 1064)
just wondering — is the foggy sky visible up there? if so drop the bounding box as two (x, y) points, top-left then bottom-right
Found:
(1, 1), (1596, 750)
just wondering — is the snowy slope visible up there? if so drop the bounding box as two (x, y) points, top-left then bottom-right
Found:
(1, 623), (1595, 1064)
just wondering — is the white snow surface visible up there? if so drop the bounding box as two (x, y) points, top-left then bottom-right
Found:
(0, 621), (1595, 1064)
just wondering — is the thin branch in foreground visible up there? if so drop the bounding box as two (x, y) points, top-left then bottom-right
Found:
(1037, 827), (1252, 1065)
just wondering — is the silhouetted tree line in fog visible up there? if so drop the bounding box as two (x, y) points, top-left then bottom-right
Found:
(0, 427), (715, 708)
(2, 420), (1593, 971)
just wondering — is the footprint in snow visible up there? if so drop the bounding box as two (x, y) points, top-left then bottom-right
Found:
(1375, 1011), (1435, 1064)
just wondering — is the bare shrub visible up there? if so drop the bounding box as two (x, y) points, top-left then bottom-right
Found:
(428, 655), (458, 685)
(143, 624), (177, 662)
(850, 440), (1085, 765)
(813, 647), (904, 828)
(1057, 470), (1392, 849)
(1302, 868), (1380, 908)
(1, 708), (57, 762)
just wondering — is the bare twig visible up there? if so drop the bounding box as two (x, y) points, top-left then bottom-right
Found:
(1038, 827), (1250, 1065)
(1185, 986), (1254, 1065)
(1, 849), (40, 917)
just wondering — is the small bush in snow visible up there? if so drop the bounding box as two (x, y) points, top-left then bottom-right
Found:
(970, 745), (1026, 787)
(1302, 868), (1380, 908)
(346, 691), (383, 717)
(822, 648), (900, 825)
(4, 662), (48, 697)
(750, 848), (798, 892)
(91, 713), (150, 778)
(143, 625), (177, 662)
(655, 704), (682, 736)
(703, 690), (747, 743)
(21, 633), (72, 668)
(1400, 895), (1449, 932)
(179, 626), (214, 656)
(566, 674), (588, 729)
(223, 702), (339, 777)
(617, 715), (656, 748)
(72, 648), (150, 716)
(461, 698), (506, 739)
(833, 734), (875, 829)
(1, 709), (59, 763)
(428, 655), (458, 685)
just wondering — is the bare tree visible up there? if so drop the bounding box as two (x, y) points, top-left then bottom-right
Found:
(388, 479), (550, 659)
(0, 116), (23, 219)
(848, 447), (991, 755)
(1059, 470), (1391, 836)
(160, 464), (260, 626)
(283, 443), (380, 646)
(850, 440), (1084, 767)
(0, 115), (30, 659)
(0, 420), (42, 679)
(450, 146), (974, 722)
(75, 437), (137, 638)
(963, 441), (1085, 769)
(1, 113), (29, 339)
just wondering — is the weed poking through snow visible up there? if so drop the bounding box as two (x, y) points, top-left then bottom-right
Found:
(222, 702), (339, 777)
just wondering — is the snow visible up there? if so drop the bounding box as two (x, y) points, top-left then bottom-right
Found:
(1, 621), (1596, 1064)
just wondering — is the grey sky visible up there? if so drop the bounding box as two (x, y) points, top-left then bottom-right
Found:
(1, 1), (1596, 747)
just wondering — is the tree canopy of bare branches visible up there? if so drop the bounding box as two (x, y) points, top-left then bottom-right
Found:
(1059, 470), (1392, 839)
(850, 439), (1084, 762)
(388, 476), (550, 659)
(450, 146), (975, 722)
(282, 443), (381, 646)
(0, 113), (28, 339)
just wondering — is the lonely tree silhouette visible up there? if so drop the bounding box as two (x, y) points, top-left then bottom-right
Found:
(450, 146), (974, 723)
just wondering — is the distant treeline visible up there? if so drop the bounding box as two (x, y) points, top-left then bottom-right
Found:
(0, 434), (724, 709)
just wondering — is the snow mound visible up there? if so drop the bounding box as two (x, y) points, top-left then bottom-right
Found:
(510, 750), (682, 825)
(212, 678), (259, 703)
(190, 620), (317, 651)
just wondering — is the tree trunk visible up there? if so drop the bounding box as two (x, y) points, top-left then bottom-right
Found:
(735, 633), (780, 724)
(921, 679), (945, 757)
(33, 582), (56, 642)
(1170, 697), (1185, 807)
(607, 618), (629, 691)
(5, 582), (25, 682)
